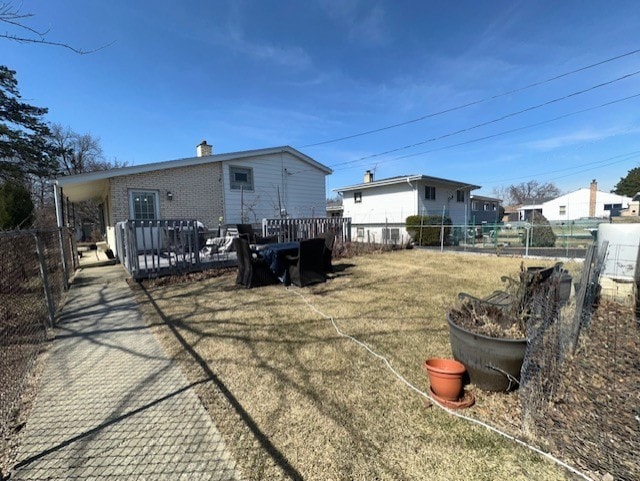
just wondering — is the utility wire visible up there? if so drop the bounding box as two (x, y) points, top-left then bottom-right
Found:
(328, 92), (640, 171)
(302, 48), (640, 148)
(471, 150), (640, 188)
(287, 93), (640, 178)
(287, 93), (640, 190)
(544, 152), (640, 183)
(323, 69), (640, 168)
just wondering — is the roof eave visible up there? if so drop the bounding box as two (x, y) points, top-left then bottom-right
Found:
(55, 145), (332, 187)
(334, 175), (480, 192)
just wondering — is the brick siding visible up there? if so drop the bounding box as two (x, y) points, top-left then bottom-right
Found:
(108, 163), (224, 228)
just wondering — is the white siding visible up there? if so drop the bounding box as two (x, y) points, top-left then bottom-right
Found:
(340, 178), (474, 242)
(342, 183), (417, 225)
(542, 189), (632, 221)
(417, 180), (471, 225)
(222, 151), (327, 223)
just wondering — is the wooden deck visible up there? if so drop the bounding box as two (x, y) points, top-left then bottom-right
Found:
(130, 250), (237, 279)
(115, 217), (351, 280)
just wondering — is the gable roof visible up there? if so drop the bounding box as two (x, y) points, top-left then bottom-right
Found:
(333, 174), (480, 193)
(542, 188), (631, 205)
(470, 194), (502, 203)
(56, 145), (332, 202)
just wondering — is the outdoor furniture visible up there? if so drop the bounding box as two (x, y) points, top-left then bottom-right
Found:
(457, 263), (563, 315)
(257, 241), (300, 284)
(257, 234), (279, 244)
(286, 238), (327, 287)
(236, 224), (255, 241)
(236, 224), (279, 245)
(204, 234), (234, 260)
(233, 237), (278, 288)
(323, 230), (336, 273)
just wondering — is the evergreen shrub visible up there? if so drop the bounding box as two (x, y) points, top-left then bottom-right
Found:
(522, 211), (556, 247)
(406, 215), (452, 246)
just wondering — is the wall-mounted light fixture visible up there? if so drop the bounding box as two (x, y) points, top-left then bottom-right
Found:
(166, 191), (173, 201)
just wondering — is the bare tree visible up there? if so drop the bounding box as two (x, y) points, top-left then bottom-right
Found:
(490, 186), (512, 205)
(326, 195), (342, 206)
(31, 124), (127, 232)
(506, 180), (561, 205)
(50, 124), (105, 174)
(0, 1), (112, 54)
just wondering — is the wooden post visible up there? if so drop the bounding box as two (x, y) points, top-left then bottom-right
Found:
(569, 243), (595, 354)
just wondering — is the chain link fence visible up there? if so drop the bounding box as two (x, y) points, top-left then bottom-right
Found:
(519, 242), (639, 480)
(365, 220), (599, 259)
(0, 227), (76, 464)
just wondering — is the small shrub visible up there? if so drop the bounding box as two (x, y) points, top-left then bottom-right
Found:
(522, 212), (556, 247)
(334, 241), (393, 259)
(406, 215), (452, 246)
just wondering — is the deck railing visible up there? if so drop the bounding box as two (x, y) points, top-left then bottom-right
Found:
(262, 217), (351, 243)
(116, 217), (352, 279)
(115, 220), (235, 279)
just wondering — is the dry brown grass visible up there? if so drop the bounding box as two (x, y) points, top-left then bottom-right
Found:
(133, 250), (583, 481)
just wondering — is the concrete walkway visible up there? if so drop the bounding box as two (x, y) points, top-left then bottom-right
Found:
(12, 265), (241, 480)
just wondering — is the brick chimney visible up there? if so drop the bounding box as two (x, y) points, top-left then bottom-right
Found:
(589, 179), (597, 217)
(197, 140), (212, 157)
(364, 170), (374, 183)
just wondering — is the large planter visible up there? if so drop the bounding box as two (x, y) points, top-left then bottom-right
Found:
(447, 312), (527, 392)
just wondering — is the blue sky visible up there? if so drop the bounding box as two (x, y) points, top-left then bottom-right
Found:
(3, 0), (640, 198)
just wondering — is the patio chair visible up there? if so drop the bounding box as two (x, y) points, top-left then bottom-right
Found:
(457, 263), (564, 316)
(236, 224), (278, 245)
(236, 224), (255, 241)
(257, 234), (279, 244)
(323, 230), (336, 273)
(286, 238), (327, 287)
(233, 237), (279, 288)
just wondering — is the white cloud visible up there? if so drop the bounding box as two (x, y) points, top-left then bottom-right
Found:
(348, 5), (387, 45)
(318, 0), (388, 46)
(222, 23), (312, 68)
(525, 126), (640, 151)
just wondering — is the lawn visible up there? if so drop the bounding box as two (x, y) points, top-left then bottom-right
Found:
(132, 249), (582, 480)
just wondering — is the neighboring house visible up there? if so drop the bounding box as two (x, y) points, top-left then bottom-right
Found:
(334, 170), (479, 244)
(619, 192), (640, 217)
(54, 142), (332, 253)
(538, 180), (631, 221)
(502, 205), (521, 223)
(326, 201), (344, 218)
(470, 194), (502, 224)
(517, 201), (545, 222)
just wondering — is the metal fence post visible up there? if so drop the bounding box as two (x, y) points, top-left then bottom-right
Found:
(34, 233), (56, 328)
(57, 227), (70, 289)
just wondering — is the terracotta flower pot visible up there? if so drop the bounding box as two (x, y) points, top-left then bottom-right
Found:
(423, 358), (466, 401)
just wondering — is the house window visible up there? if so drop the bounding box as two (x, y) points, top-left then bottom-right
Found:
(604, 203), (622, 210)
(354, 192), (362, 203)
(130, 191), (159, 220)
(456, 190), (465, 203)
(356, 227), (364, 238)
(559, 205), (566, 216)
(382, 228), (400, 242)
(483, 203), (489, 211)
(492, 203), (497, 211)
(471, 201), (479, 211)
(425, 186), (436, 200)
(230, 166), (254, 191)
